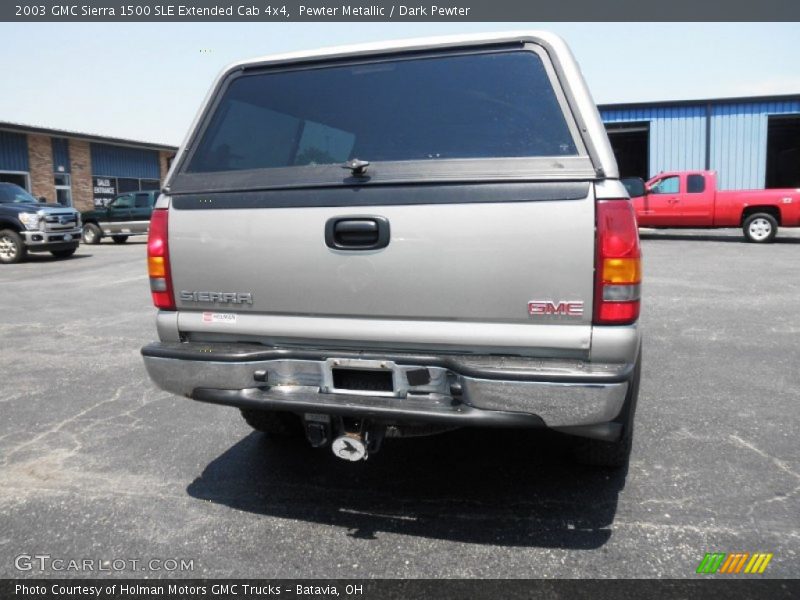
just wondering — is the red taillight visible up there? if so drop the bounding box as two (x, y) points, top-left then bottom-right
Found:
(147, 208), (175, 310)
(594, 199), (641, 325)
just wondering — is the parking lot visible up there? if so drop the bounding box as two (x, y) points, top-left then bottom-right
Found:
(1, 230), (798, 579)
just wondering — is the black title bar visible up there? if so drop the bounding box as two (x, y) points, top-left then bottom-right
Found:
(4, 0), (800, 21)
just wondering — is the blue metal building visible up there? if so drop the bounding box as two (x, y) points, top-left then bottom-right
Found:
(0, 121), (176, 210)
(599, 94), (800, 190)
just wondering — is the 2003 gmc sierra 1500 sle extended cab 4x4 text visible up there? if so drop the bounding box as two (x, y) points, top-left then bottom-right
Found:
(141, 32), (643, 468)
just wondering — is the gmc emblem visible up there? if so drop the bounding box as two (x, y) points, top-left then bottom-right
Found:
(528, 300), (584, 317)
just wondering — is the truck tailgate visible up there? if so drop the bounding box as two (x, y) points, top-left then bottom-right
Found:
(167, 182), (596, 354)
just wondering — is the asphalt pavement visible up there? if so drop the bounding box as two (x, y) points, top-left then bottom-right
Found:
(1, 229), (798, 578)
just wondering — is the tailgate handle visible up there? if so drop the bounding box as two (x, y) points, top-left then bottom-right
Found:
(325, 216), (390, 250)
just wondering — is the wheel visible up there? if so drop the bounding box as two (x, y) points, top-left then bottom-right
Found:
(743, 213), (778, 243)
(0, 229), (26, 264)
(571, 349), (642, 468)
(82, 223), (102, 245)
(240, 409), (303, 437)
(112, 235), (129, 244)
(50, 248), (77, 258)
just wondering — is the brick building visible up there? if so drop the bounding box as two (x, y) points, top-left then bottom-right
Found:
(0, 121), (177, 212)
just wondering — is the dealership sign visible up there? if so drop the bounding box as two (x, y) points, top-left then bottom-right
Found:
(92, 177), (116, 207)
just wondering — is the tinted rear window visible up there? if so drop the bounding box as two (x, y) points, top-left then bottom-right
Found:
(687, 174), (706, 193)
(135, 193), (152, 207)
(186, 50), (577, 174)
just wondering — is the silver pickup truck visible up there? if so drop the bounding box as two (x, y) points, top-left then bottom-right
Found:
(141, 32), (643, 468)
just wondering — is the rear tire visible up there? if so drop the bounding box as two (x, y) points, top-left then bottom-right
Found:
(112, 235), (129, 244)
(82, 223), (102, 245)
(571, 349), (641, 468)
(50, 248), (77, 258)
(0, 229), (26, 264)
(743, 213), (778, 243)
(240, 409), (303, 437)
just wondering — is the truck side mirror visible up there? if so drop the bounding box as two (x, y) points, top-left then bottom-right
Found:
(621, 177), (646, 198)
(38, 196), (47, 203)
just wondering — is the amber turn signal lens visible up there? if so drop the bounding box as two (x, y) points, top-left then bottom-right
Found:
(602, 257), (641, 284)
(148, 256), (166, 278)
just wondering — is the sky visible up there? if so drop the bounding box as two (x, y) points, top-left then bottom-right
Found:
(1, 22), (798, 146)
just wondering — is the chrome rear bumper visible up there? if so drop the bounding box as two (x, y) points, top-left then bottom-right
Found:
(142, 342), (634, 440)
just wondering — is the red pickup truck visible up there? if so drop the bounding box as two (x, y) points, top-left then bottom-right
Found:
(624, 171), (800, 243)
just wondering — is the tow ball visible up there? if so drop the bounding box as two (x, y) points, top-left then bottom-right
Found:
(332, 434), (368, 462)
(303, 415), (385, 461)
